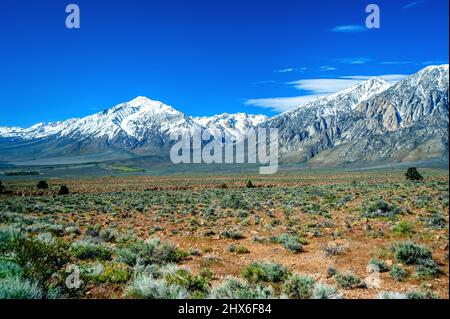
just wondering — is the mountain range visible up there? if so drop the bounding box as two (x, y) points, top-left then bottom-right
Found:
(0, 64), (448, 167)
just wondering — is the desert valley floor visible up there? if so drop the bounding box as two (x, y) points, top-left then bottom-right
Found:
(0, 168), (448, 299)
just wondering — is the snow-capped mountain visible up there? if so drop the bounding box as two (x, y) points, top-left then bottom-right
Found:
(0, 65), (448, 166)
(0, 96), (268, 164)
(194, 113), (268, 140)
(262, 77), (393, 161)
(264, 64), (448, 165)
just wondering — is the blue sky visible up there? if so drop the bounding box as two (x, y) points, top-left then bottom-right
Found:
(0, 0), (448, 127)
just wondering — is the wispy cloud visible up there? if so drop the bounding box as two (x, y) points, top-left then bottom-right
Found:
(339, 57), (372, 64)
(319, 66), (337, 71)
(331, 25), (366, 33)
(381, 61), (414, 65)
(245, 95), (322, 112)
(343, 74), (408, 82)
(287, 78), (361, 94)
(275, 68), (295, 73)
(246, 73), (409, 112)
(403, 0), (427, 9)
(422, 60), (448, 65)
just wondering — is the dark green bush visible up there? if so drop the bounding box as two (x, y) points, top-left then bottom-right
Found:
(334, 271), (365, 289)
(391, 241), (432, 265)
(11, 237), (69, 284)
(282, 274), (315, 299)
(37, 181), (49, 190)
(368, 258), (390, 273)
(406, 289), (438, 299)
(272, 233), (303, 253)
(405, 168), (423, 181)
(220, 229), (244, 240)
(165, 268), (211, 297)
(362, 200), (402, 219)
(241, 261), (290, 284)
(58, 185), (69, 195)
(390, 264), (407, 281)
(117, 238), (187, 266)
(71, 242), (113, 261)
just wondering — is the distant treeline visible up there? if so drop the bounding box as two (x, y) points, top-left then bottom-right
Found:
(3, 171), (39, 176)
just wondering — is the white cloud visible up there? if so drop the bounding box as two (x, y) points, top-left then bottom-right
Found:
(331, 25), (366, 33)
(403, 0), (427, 9)
(422, 60), (448, 65)
(343, 74), (408, 83)
(287, 78), (362, 94)
(339, 57), (371, 64)
(275, 68), (295, 73)
(245, 95), (322, 112)
(247, 73), (410, 112)
(320, 66), (337, 71)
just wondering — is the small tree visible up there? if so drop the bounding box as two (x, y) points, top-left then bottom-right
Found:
(246, 180), (254, 188)
(37, 181), (49, 190)
(58, 185), (69, 195)
(0, 180), (3, 193)
(405, 168), (423, 181)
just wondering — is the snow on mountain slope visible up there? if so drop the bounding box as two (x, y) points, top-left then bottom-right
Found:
(278, 77), (392, 120)
(193, 113), (268, 140)
(356, 64), (449, 130)
(0, 97), (267, 143)
(0, 65), (447, 166)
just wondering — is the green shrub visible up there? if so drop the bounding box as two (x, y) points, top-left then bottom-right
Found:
(125, 275), (189, 299)
(0, 259), (22, 279)
(0, 180), (3, 193)
(272, 233), (303, 253)
(312, 283), (342, 299)
(37, 181), (49, 190)
(208, 276), (274, 299)
(391, 241), (432, 265)
(392, 221), (414, 236)
(242, 261), (290, 284)
(282, 274), (315, 299)
(0, 226), (19, 254)
(390, 264), (407, 282)
(362, 200), (402, 219)
(334, 271), (364, 289)
(406, 289), (438, 299)
(165, 268), (211, 297)
(99, 228), (117, 243)
(71, 241), (113, 261)
(117, 238), (187, 266)
(323, 243), (345, 257)
(58, 185), (69, 195)
(246, 180), (254, 188)
(368, 258), (390, 273)
(427, 213), (446, 229)
(94, 263), (130, 284)
(220, 229), (244, 240)
(228, 244), (249, 254)
(405, 168), (423, 181)
(11, 236), (69, 284)
(0, 277), (43, 299)
(415, 258), (442, 278)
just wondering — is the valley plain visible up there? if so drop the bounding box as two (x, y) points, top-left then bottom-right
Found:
(1, 168), (448, 299)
